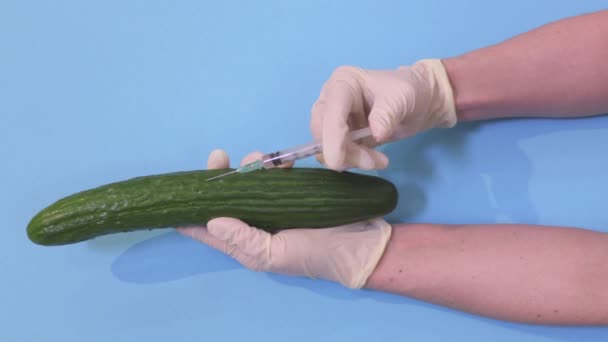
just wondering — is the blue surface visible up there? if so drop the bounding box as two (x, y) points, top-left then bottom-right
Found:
(2, 1), (608, 341)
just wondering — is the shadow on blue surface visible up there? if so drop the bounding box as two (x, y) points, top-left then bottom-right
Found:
(112, 223), (608, 341)
(379, 115), (608, 226)
(267, 273), (608, 341)
(110, 115), (608, 340)
(501, 321), (608, 342)
(111, 231), (608, 340)
(378, 122), (483, 223)
(111, 231), (240, 283)
(373, 116), (608, 341)
(380, 119), (540, 225)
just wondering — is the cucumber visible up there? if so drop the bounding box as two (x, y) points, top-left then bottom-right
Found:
(27, 168), (398, 246)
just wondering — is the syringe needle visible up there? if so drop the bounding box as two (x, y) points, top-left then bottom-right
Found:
(204, 127), (372, 182)
(205, 160), (264, 181)
(205, 169), (238, 181)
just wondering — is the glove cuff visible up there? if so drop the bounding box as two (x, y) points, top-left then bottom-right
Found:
(347, 218), (393, 289)
(413, 58), (458, 128)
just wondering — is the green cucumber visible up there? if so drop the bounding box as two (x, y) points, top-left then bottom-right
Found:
(27, 168), (398, 246)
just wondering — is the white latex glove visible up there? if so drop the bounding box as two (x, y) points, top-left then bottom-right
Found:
(311, 59), (457, 171)
(176, 149), (392, 289)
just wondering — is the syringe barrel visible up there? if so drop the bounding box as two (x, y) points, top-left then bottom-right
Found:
(261, 141), (322, 168)
(260, 127), (371, 169)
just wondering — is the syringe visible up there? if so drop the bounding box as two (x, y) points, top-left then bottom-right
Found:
(205, 127), (372, 181)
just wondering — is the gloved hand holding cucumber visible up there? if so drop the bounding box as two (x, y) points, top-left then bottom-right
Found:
(179, 11), (608, 326)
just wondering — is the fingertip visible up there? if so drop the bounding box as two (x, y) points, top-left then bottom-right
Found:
(369, 120), (388, 143)
(207, 217), (250, 240)
(364, 146), (390, 169)
(318, 149), (348, 172)
(368, 107), (396, 143)
(344, 144), (371, 170)
(344, 144), (390, 170)
(324, 148), (346, 171)
(314, 153), (343, 170)
(208, 149), (230, 169)
(323, 124), (349, 171)
(240, 151), (264, 166)
(377, 151), (390, 169)
(178, 226), (231, 252)
(315, 79), (355, 171)
(279, 160), (294, 168)
(208, 216), (242, 229)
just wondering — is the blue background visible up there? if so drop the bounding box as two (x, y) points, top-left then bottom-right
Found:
(2, 1), (608, 341)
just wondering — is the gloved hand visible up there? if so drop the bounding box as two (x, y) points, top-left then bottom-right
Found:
(176, 149), (392, 289)
(311, 59), (457, 171)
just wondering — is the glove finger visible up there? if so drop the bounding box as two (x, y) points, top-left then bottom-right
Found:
(207, 149), (230, 169)
(310, 99), (325, 142)
(321, 84), (354, 171)
(368, 103), (402, 143)
(207, 217), (272, 261)
(343, 142), (389, 170)
(311, 67), (368, 141)
(313, 71), (369, 170)
(234, 254), (270, 273)
(176, 226), (228, 252)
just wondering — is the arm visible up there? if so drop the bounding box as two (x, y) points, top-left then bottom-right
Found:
(181, 150), (608, 326)
(443, 10), (608, 121)
(310, 10), (608, 171)
(181, 10), (608, 327)
(366, 223), (608, 325)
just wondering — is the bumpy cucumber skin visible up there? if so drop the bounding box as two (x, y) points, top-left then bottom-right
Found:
(27, 168), (398, 246)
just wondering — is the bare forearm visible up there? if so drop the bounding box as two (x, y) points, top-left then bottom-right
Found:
(365, 223), (608, 325)
(442, 10), (608, 121)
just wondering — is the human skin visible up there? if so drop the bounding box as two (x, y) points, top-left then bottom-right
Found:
(365, 10), (608, 325)
(442, 10), (608, 121)
(366, 223), (608, 325)
(181, 10), (608, 326)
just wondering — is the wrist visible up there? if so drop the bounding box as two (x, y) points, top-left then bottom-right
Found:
(408, 59), (459, 128)
(441, 54), (490, 122)
(350, 219), (393, 288)
(311, 218), (392, 289)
